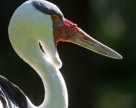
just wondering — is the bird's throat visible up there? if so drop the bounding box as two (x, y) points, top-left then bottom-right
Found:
(35, 54), (68, 108)
(22, 43), (68, 108)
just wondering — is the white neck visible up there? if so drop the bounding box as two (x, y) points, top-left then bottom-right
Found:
(26, 48), (68, 108)
(9, 37), (68, 108)
(9, 39), (68, 108)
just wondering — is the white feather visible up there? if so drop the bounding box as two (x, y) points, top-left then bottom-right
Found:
(8, 1), (68, 108)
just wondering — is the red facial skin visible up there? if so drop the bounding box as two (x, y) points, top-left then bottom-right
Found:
(53, 18), (78, 46)
(53, 18), (93, 47)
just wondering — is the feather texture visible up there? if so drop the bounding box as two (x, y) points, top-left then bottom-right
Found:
(0, 76), (27, 108)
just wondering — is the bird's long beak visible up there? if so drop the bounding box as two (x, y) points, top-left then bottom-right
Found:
(53, 19), (123, 59)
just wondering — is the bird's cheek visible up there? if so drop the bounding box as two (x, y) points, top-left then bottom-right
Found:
(53, 26), (71, 45)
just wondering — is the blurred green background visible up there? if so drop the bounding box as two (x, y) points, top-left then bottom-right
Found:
(1, 0), (136, 108)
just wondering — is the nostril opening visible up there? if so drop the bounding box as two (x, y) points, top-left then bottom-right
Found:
(38, 41), (45, 54)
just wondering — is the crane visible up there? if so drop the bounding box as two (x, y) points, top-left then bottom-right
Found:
(0, 0), (122, 108)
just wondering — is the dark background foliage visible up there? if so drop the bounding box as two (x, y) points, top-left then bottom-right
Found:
(1, 0), (136, 108)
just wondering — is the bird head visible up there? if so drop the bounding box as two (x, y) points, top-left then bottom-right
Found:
(8, 0), (122, 69)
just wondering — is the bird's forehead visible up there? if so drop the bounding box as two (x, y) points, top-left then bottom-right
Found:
(32, 0), (64, 19)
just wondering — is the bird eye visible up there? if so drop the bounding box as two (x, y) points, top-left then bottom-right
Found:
(51, 15), (58, 21)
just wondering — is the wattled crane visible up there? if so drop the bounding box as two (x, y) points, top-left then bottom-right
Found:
(0, 0), (122, 108)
